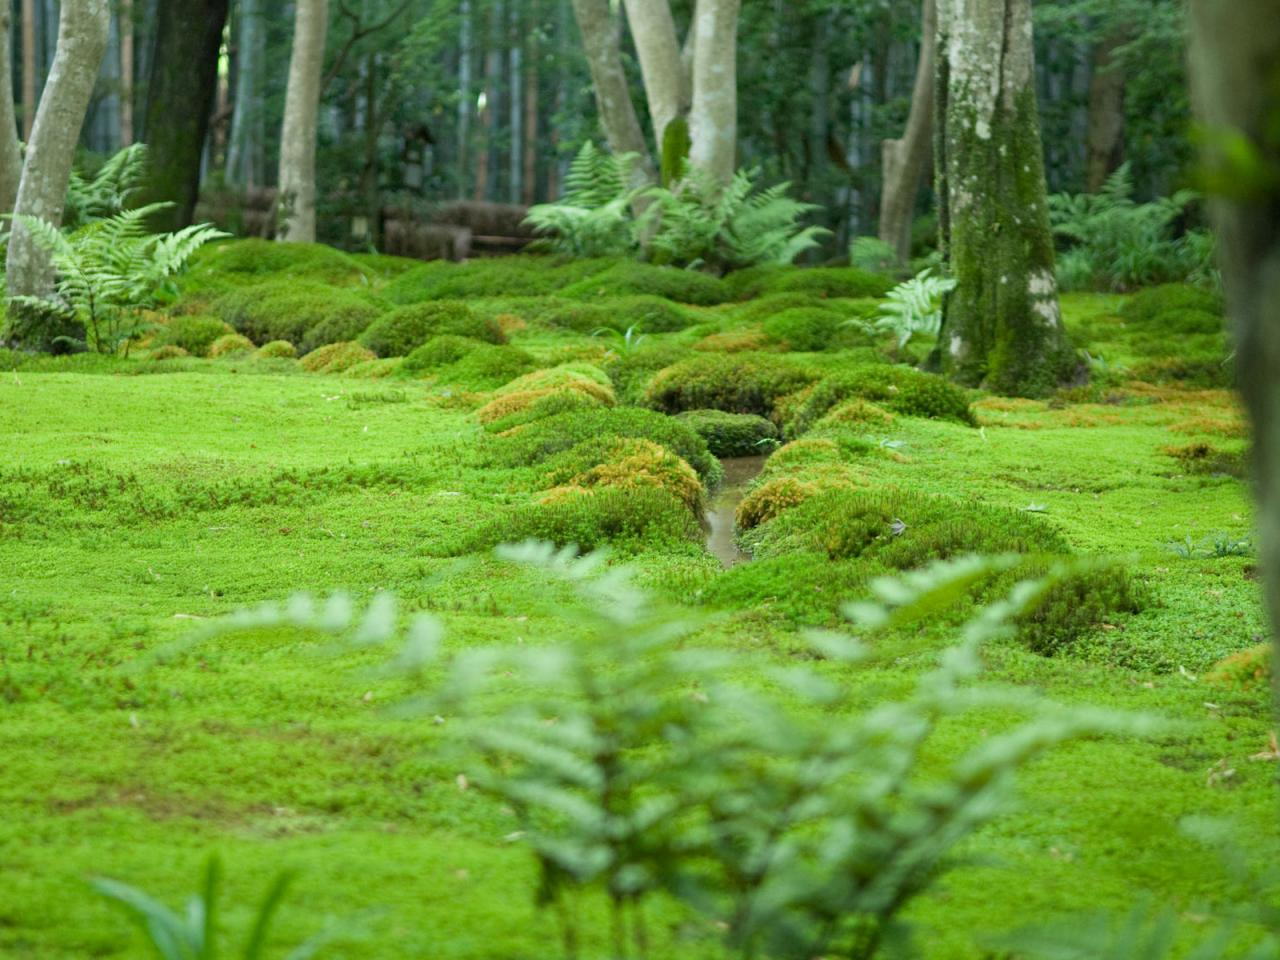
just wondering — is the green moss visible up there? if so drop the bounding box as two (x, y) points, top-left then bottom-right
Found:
(1120, 284), (1223, 326)
(436, 344), (537, 389)
(359, 302), (501, 358)
(213, 281), (383, 350)
(401, 335), (488, 376)
(158, 315), (232, 357)
(148, 344), (190, 361)
(207, 333), (256, 359)
(601, 341), (693, 405)
(381, 256), (616, 304)
(1016, 563), (1148, 656)
(644, 354), (816, 417)
(560, 262), (730, 306)
(255, 340), (298, 360)
(299, 341), (377, 374)
(698, 552), (877, 625)
(676, 410), (779, 458)
(786, 365), (975, 434)
(724, 265), (893, 301)
(761, 306), (852, 351)
(187, 239), (372, 288)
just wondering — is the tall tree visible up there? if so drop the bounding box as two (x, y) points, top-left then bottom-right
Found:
(879, 0), (936, 263)
(119, 0), (133, 145)
(20, 0), (35, 138)
(622, 0), (686, 152)
(934, 0), (1076, 396)
(227, 0), (267, 189)
(1084, 33), (1125, 192)
(1188, 0), (1280, 694)
(0, 1), (25, 214)
(277, 0), (329, 242)
(571, 0), (654, 178)
(140, 0), (230, 230)
(7, 0), (110, 303)
(688, 0), (741, 184)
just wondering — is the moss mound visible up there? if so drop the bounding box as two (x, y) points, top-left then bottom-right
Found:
(189, 239), (372, 288)
(1205, 643), (1272, 694)
(601, 341), (693, 405)
(436, 344), (537, 389)
(736, 476), (822, 530)
(207, 333), (256, 358)
(786, 365), (975, 433)
(158, 315), (233, 357)
(543, 437), (704, 512)
(1120, 284), (1223, 327)
(725, 265), (893, 301)
(676, 409), (779, 458)
(360, 302), (501, 358)
(382, 256), (614, 304)
(213, 281), (383, 350)
(560, 262), (730, 305)
(255, 340), (298, 360)
(149, 345), (190, 361)
(477, 366), (616, 425)
(299, 341), (377, 374)
(644, 354), (816, 417)
(762, 306), (853, 351)
(401, 335), (487, 376)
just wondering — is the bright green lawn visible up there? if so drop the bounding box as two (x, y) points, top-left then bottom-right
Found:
(0, 274), (1275, 958)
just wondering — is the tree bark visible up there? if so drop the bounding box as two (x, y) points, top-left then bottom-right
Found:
(20, 0), (35, 139)
(879, 0), (936, 264)
(119, 0), (133, 145)
(935, 0), (1075, 396)
(571, 0), (654, 177)
(276, 0), (328, 243)
(139, 0), (229, 231)
(622, 0), (686, 152)
(7, 0), (110, 301)
(0, 3), (25, 214)
(457, 0), (473, 199)
(1084, 33), (1125, 193)
(688, 0), (741, 184)
(1188, 0), (1280, 702)
(227, 0), (266, 188)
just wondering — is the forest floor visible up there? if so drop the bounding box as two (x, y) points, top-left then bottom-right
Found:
(0, 245), (1275, 958)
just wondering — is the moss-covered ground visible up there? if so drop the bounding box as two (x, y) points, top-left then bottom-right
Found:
(0, 245), (1273, 957)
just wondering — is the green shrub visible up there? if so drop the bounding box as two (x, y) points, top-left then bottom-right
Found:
(359, 301), (501, 358)
(436, 344), (536, 389)
(485, 406), (722, 487)
(677, 409), (779, 457)
(761, 306), (849, 351)
(465, 487), (699, 553)
(1120, 283), (1223, 327)
(644, 354), (816, 417)
(786, 365), (975, 433)
(207, 333), (255, 358)
(188, 238), (372, 286)
(401, 335), (487, 376)
(1016, 563), (1147, 655)
(157, 315), (232, 356)
(560, 261), (730, 305)
(255, 339), (298, 360)
(213, 281), (383, 349)
(725, 265), (894, 301)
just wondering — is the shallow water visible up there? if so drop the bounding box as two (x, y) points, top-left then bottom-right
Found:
(705, 455), (769, 567)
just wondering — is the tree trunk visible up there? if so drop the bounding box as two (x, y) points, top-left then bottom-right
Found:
(1188, 0), (1280, 702)
(688, 0), (741, 184)
(119, 0), (133, 145)
(622, 0), (686, 151)
(457, 0), (472, 199)
(276, 0), (328, 243)
(0, 3), (25, 214)
(227, 0), (266, 188)
(7, 0), (110, 303)
(934, 0), (1075, 396)
(879, 0), (935, 263)
(474, 2), (501, 202)
(1084, 33), (1125, 193)
(20, 0), (35, 139)
(571, 0), (654, 177)
(508, 4), (522, 204)
(522, 23), (539, 206)
(139, 0), (229, 231)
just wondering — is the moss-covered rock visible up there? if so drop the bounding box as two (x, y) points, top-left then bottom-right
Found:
(761, 306), (853, 351)
(401, 335), (487, 376)
(1120, 284), (1223, 327)
(786, 365), (975, 434)
(560, 261), (730, 305)
(149, 344), (190, 361)
(644, 354), (816, 417)
(676, 409), (779, 458)
(299, 341), (377, 374)
(477, 365), (616, 425)
(213, 281), (383, 350)
(542, 437), (704, 512)
(255, 340), (298, 360)
(359, 301), (501, 358)
(158, 315), (233, 357)
(187, 239), (373, 289)
(436, 344), (537, 389)
(207, 333), (256, 358)
(725, 265), (893, 301)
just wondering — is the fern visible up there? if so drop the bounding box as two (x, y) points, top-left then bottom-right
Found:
(854, 267), (957, 349)
(524, 142), (644, 258)
(63, 143), (150, 230)
(10, 204), (227, 354)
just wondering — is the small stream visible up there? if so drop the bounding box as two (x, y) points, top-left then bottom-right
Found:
(704, 455), (768, 568)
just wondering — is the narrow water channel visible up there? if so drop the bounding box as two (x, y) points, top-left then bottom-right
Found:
(705, 455), (769, 568)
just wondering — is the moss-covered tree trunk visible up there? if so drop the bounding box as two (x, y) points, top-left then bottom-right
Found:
(139, 0), (229, 231)
(935, 0), (1076, 396)
(0, 3), (25, 215)
(688, 0), (741, 185)
(276, 0), (328, 243)
(622, 0), (687, 154)
(1084, 33), (1125, 193)
(1188, 0), (1280, 708)
(879, 0), (936, 264)
(6, 0), (109, 303)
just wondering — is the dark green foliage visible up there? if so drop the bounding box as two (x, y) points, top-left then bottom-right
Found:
(747, 486), (1069, 568)
(359, 302), (501, 358)
(482, 406), (721, 487)
(787, 365), (976, 434)
(1016, 564), (1148, 655)
(761, 306), (850, 351)
(602, 340), (693, 405)
(213, 281), (383, 349)
(1119, 283), (1224, 327)
(464, 487), (699, 553)
(676, 409), (779, 457)
(157, 315), (230, 357)
(724, 265), (894, 301)
(436, 344), (536, 389)
(560, 261), (730, 305)
(400, 335), (486, 376)
(644, 354), (816, 417)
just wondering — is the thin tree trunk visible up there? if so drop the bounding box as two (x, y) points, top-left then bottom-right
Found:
(935, 0), (1075, 396)
(140, 0), (230, 231)
(7, 0), (111, 303)
(227, 0), (265, 188)
(276, 0), (328, 242)
(523, 22), (539, 206)
(688, 0), (741, 184)
(457, 0), (472, 199)
(622, 0), (685, 152)
(1188, 0), (1280, 704)
(0, 3), (24, 214)
(508, 4), (522, 204)
(571, 0), (654, 178)
(20, 0), (35, 139)
(879, 0), (935, 263)
(119, 0), (133, 145)
(1084, 33), (1125, 193)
